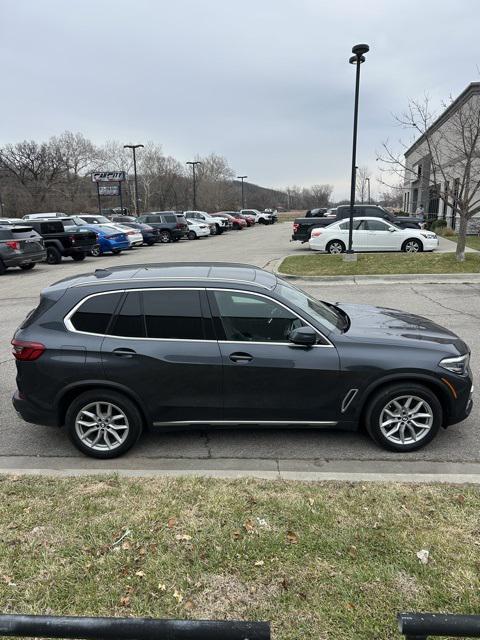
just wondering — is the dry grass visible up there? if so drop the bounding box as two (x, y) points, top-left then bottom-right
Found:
(0, 476), (480, 639)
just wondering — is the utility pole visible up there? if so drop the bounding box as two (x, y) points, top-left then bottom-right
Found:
(186, 161), (202, 209)
(123, 144), (144, 215)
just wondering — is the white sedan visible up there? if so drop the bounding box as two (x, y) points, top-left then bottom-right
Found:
(186, 219), (210, 239)
(111, 224), (144, 247)
(309, 217), (439, 254)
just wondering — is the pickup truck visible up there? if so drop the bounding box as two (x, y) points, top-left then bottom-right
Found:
(27, 219), (97, 264)
(292, 204), (425, 242)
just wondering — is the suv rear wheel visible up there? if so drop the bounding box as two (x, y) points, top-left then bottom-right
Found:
(65, 389), (143, 458)
(159, 230), (171, 243)
(364, 382), (442, 452)
(46, 246), (62, 264)
(0, 259), (7, 275)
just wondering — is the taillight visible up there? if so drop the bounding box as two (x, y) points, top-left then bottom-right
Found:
(293, 223), (299, 232)
(176, 223), (183, 228)
(5, 240), (20, 250)
(311, 229), (322, 237)
(11, 339), (45, 361)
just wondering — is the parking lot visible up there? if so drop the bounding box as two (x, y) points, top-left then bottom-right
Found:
(0, 221), (478, 475)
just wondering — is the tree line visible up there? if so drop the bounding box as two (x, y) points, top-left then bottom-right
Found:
(0, 132), (336, 217)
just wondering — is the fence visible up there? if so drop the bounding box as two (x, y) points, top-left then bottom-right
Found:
(0, 614), (270, 640)
(398, 613), (480, 640)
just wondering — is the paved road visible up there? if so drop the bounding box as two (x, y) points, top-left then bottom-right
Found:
(0, 222), (478, 473)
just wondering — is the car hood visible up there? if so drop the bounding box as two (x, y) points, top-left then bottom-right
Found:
(336, 302), (468, 353)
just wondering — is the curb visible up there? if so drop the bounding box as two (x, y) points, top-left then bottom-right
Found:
(274, 270), (480, 285)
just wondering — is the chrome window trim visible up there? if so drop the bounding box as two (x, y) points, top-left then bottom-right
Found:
(64, 286), (334, 347)
(208, 287), (334, 347)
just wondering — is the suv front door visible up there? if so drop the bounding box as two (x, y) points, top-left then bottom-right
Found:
(207, 289), (340, 424)
(101, 288), (223, 424)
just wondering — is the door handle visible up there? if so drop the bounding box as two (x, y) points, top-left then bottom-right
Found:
(229, 352), (253, 363)
(112, 348), (137, 358)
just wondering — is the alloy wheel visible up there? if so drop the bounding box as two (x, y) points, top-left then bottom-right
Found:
(74, 401), (130, 452)
(328, 241), (344, 254)
(379, 395), (434, 445)
(159, 231), (171, 243)
(405, 240), (420, 252)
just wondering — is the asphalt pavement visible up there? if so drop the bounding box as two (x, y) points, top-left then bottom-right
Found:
(0, 222), (478, 478)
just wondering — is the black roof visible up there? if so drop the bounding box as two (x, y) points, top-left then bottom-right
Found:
(47, 262), (278, 292)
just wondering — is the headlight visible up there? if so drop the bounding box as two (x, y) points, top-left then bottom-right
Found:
(439, 353), (470, 375)
(420, 233), (437, 239)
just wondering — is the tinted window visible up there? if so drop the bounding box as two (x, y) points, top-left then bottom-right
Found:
(109, 292), (145, 337)
(143, 290), (204, 340)
(38, 221), (64, 233)
(70, 293), (122, 334)
(162, 214), (177, 223)
(213, 291), (304, 343)
(365, 219), (389, 231)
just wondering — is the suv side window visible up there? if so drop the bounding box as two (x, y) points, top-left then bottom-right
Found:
(143, 290), (205, 340)
(162, 214), (177, 223)
(212, 291), (304, 343)
(69, 292), (122, 334)
(109, 292), (145, 337)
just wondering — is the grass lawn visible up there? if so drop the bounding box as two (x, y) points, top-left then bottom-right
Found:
(279, 252), (480, 276)
(1, 476), (480, 640)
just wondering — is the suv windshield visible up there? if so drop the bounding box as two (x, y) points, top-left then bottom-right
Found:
(276, 281), (347, 332)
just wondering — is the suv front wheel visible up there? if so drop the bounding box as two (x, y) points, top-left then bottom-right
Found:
(364, 382), (442, 451)
(65, 389), (143, 458)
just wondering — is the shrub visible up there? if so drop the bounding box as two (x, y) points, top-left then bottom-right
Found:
(431, 219), (447, 231)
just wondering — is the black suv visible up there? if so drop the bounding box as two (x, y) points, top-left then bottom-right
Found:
(0, 224), (46, 274)
(137, 212), (188, 243)
(12, 263), (472, 458)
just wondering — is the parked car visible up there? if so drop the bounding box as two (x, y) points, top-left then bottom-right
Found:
(120, 222), (159, 245)
(309, 217), (439, 254)
(110, 215), (138, 224)
(26, 219), (97, 264)
(78, 224), (130, 256)
(112, 224), (144, 247)
(292, 204), (425, 242)
(235, 212), (256, 227)
(212, 212), (246, 230)
(22, 212), (68, 220)
(137, 212), (188, 243)
(186, 219), (210, 239)
(0, 225), (46, 274)
(263, 208), (278, 222)
(305, 208), (328, 218)
(240, 209), (273, 224)
(184, 210), (228, 235)
(75, 214), (112, 225)
(12, 262), (472, 458)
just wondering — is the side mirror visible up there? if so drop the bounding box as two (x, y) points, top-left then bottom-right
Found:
(388, 227), (396, 232)
(289, 326), (318, 346)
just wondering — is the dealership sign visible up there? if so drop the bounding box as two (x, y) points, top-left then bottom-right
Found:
(91, 171), (126, 183)
(98, 185), (120, 196)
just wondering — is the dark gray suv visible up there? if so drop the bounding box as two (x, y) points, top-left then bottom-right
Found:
(0, 224), (46, 274)
(12, 263), (473, 458)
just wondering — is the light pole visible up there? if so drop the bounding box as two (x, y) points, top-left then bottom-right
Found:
(366, 176), (371, 204)
(237, 175), (247, 209)
(346, 43), (369, 257)
(186, 161), (202, 210)
(123, 144), (144, 215)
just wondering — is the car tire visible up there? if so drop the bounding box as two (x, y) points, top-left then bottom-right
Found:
(187, 230), (197, 240)
(216, 225), (223, 235)
(147, 239), (156, 246)
(72, 253), (86, 261)
(326, 240), (346, 254)
(46, 246), (62, 264)
(112, 249), (122, 255)
(65, 389), (143, 459)
(20, 263), (35, 270)
(91, 245), (102, 257)
(159, 230), (171, 243)
(402, 238), (423, 253)
(364, 382), (442, 452)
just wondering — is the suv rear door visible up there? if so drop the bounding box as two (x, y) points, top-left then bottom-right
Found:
(101, 288), (223, 423)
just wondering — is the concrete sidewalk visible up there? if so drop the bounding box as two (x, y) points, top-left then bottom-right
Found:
(437, 236), (477, 252)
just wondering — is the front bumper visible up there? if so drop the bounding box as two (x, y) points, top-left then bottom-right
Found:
(12, 390), (59, 427)
(444, 377), (474, 427)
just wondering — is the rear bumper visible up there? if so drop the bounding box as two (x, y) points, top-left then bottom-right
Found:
(173, 229), (187, 239)
(4, 250), (47, 266)
(12, 390), (59, 427)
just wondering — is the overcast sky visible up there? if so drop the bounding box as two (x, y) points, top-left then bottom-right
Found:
(1, 0), (479, 199)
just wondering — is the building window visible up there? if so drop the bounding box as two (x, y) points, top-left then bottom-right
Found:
(428, 185), (440, 216)
(417, 164), (422, 179)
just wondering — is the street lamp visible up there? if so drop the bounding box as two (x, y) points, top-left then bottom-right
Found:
(365, 176), (371, 204)
(237, 175), (247, 209)
(186, 161), (202, 210)
(346, 43), (369, 257)
(123, 144), (144, 215)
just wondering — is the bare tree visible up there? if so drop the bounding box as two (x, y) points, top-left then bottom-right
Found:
(379, 93), (480, 261)
(355, 166), (371, 203)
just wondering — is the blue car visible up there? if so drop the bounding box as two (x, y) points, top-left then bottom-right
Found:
(79, 224), (130, 256)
